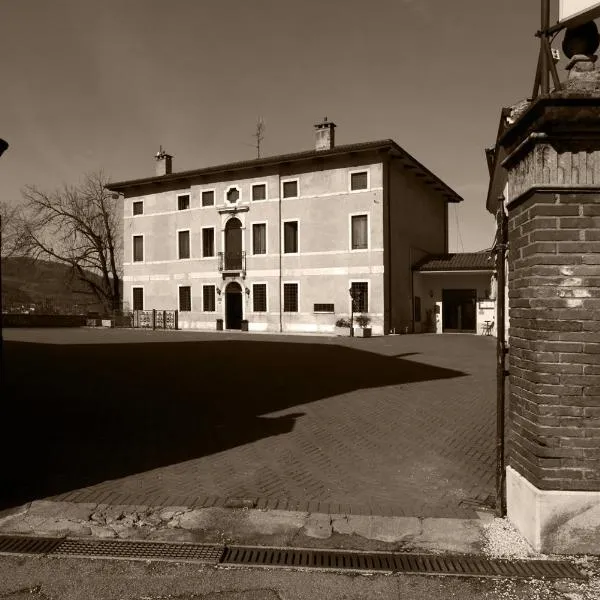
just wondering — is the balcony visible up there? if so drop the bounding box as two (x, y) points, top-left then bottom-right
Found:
(218, 251), (246, 277)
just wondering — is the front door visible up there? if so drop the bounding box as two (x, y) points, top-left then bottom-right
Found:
(442, 289), (477, 332)
(225, 282), (243, 329)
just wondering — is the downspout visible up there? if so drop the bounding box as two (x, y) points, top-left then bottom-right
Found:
(385, 155), (392, 335)
(278, 173), (282, 332)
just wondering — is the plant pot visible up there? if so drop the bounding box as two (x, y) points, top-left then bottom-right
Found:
(354, 327), (372, 338)
(334, 327), (351, 336)
(241, 319), (249, 331)
(216, 318), (223, 331)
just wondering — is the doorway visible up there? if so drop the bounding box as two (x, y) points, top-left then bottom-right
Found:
(225, 282), (243, 330)
(442, 289), (477, 332)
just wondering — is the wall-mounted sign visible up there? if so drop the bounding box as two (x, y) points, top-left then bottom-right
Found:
(559, 0), (600, 28)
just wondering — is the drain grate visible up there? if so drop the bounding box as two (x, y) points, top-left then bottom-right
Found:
(53, 539), (224, 563)
(0, 535), (63, 555)
(0, 535), (223, 564)
(0, 535), (586, 580)
(221, 546), (586, 580)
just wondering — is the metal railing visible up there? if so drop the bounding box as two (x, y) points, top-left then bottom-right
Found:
(132, 309), (178, 330)
(218, 251), (246, 274)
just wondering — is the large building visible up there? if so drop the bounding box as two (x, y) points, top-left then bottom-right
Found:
(107, 119), (463, 335)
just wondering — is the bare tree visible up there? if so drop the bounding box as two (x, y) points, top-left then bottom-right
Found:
(20, 171), (122, 314)
(253, 118), (265, 158)
(0, 201), (26, 259)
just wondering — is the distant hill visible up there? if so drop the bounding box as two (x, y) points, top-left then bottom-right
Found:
(1, 256), (119, 314)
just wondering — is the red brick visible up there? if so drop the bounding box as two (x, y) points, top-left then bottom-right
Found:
(531, 229), (580, 242)
(522, 242), (558, 257)
(559, 216), (600, 228)
(583, 204), (600, 216)
(558, 242), (600, 253)
(584, 230), (600, 241)
(560, 353), (600, 364)
(529, 204), (580, 217)
(521, 217), (557, 233)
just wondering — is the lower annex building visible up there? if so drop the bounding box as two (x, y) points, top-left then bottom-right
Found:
(107, 119), (463, 335)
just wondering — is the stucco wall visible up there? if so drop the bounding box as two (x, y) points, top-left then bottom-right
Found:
(387, 161), (448, 333)
(413, 271), (494, 335)
(122, 157), (385, 333)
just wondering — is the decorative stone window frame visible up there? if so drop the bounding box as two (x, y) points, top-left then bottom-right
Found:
(132, 200), (144, 216)
(349, 279), (370, 313)
(177, 192), (191, 210)
(251, 221), (268, 255)
(282, 219), (300, 254)
(252, 282), (269, 313)
(201, 226), (216, 258)
(349, 212), (370, 252)
(131, 286), (145, 311)
(178, 284), (192, 312)
(132, 234), (145, 263)
(200, 188), (216, 208)
(282, 281), (300, 313)
(224, 185), (242, 205)
(202, 284), (217, 312)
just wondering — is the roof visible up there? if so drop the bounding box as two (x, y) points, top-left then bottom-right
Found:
(106, 139), (463, 203)
(414, 252), (495, 272)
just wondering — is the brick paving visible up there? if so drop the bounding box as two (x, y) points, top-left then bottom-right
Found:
(3, 329), (497, 517)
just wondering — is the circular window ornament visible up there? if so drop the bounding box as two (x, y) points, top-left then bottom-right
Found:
(226, 186), (240, 204)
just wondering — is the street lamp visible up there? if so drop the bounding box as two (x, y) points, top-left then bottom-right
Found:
(349, 287), (359, 337)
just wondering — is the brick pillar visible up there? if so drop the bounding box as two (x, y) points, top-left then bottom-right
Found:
(500, 93), (600, 554)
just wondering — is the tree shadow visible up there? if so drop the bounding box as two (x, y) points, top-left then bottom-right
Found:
(1, 339), (466, 509)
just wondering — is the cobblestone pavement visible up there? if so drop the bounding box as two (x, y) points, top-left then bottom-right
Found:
(3, 329), (497, 517)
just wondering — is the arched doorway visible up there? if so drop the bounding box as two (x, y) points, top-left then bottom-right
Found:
(225, 281), (243, 330)
(224, 218), (242, 270)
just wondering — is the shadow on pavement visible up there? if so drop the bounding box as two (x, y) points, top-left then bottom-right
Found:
(1, 339), (466, 509)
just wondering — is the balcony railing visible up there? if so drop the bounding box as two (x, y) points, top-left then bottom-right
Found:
(218, 251), (246, 275)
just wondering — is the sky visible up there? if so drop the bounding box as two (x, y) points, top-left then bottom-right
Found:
(0, 0), (566, 252)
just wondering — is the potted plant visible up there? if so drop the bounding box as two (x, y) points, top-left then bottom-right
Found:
(354, 314), (372, 338)
(334, 317), (351, 336)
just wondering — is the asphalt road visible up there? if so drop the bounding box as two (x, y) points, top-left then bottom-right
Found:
(0, 555), (595, 600)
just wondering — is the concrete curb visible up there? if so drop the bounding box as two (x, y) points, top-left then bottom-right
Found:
(0, 500), (496, 555)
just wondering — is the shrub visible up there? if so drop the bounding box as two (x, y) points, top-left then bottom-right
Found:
(355, 314), (371, 328)
(335, 317), (351, 328)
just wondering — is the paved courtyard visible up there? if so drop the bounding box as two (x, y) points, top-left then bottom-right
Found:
(2, 328), (497, 518)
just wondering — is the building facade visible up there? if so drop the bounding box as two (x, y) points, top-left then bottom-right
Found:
(107, 120), (462, 334)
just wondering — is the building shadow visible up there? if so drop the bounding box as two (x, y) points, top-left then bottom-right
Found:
(1, 339), (466, 509)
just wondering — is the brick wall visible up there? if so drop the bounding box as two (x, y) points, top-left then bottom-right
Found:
(508, 191), (600, 491)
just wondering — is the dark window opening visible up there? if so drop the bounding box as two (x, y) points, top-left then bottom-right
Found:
(351, 215), (368, 249)
(284, 221), (298, 253)
(283, 283), (298, 312)
(414, 296), (422, 322)
(133, 201), (143, 215)
(203, 286), (216, 312)
(253, 284), (267, 312)
(178, 194), (190, 210)
(202, 228), (215, 257)
(179, 286), (191, 312)
(253, 223), (267, 254)
(133, 235), (143, 262)
(314, 303), (334, 313)
(350, 282), (368, 312)
(282, 180), (298, 198)
(202, 190), (215, 206)
(252, 184), (266, 201)
(351, 171), (368, 191)
(178, 230), (190, 259)
(226, 187), (240, 203)
(132, 287), (144, 311)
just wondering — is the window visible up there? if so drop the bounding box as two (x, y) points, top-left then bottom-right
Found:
(203, 285), (216, 312)
(283, 221), (298, 254)
(133, 235), (144, 262)
(132, 287), (144, 311)
(252, 223), (267, 255)
(350, 171), (368, 191)
(282, 179), (298, 198)
(202, 228), (215, 257)
(252, 183), (267, 201)
(414, 296), (422, 322)
(178, 230), (190, 259)
(226, 186), (240, 204)
(253, 283), (267, 312)
(178, 194), (190, 210)
(283, 283), (298, 312)
(351, 214), (368, 250)
(133, 201), (143, 215)
(201, 190), (215, 206)
(179, 286), (191, 312)
(350, 281), (369, 312)
(314, 303), (334, 313)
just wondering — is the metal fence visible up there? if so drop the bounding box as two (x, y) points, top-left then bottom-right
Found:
(132, 309), (178, 330)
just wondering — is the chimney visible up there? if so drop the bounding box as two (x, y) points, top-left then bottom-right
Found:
(155, 146), (173, 176)
(314, 117), (336, 151)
